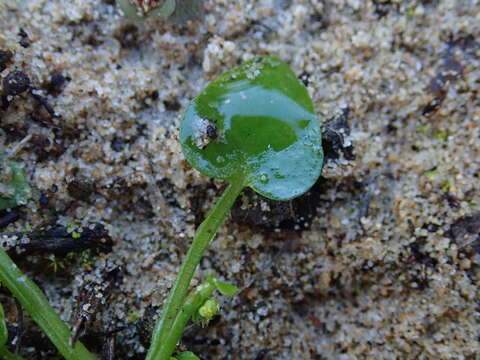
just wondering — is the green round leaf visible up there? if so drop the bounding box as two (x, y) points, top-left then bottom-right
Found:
(180, 56), (323, 200)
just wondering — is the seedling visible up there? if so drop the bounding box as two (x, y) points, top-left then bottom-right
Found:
(146, 56), (323, 359)
(0, 56), (323, 360)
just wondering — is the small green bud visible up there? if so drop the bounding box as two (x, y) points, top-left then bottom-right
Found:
(198, 299), (219, 320)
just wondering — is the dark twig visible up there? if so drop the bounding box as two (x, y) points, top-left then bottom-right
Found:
(4, 223), (113, 256)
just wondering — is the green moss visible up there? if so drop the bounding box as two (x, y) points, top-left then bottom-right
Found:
(424, 168), (437, 178)
(406, 5), (417, 17)
(434, 130), (448, 141)
(0, 158), (31, 210)
(415, 124), (428, 133)
(440, 179), (452, 192)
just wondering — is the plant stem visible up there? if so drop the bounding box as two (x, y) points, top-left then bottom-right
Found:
(0, 248), (96, 360)
(0, 347), (25, 360)
(158, 280), (216, 359)
(146, 178), (245, 360)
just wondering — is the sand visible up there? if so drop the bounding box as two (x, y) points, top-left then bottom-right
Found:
(0, 0), (479, 359)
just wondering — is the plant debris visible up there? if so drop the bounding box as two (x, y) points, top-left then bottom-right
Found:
(448, 212), (480, 252)
(2, 71), (30, 97)
(321, 108), (355, 162)
(5, 223), (113, 256)
(0, 50), (13, 73)
(70, 266), (123, 347)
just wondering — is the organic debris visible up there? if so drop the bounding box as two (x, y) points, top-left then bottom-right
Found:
(5, 223), (113, 256)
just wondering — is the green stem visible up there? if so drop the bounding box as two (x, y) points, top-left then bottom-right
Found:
(0, 248), (96, 360)
(146, 178), (245, 360)
(160, 281), (216, 358)
(0, 347), (25, 360)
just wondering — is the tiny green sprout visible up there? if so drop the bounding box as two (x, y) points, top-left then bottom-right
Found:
(406, 5), (417, 17)
(147, 56), (323, 360)
(434, 129), (448, 141)
(415, 124), (428, 133)
(66, 220), (76, 228)
(128, 310), (140, 322)
(425, 168), (437, 179)
(71, 230), (81, 239)
(78, 249), (96, 267)
(441, 179), (453, 192)
(47, 255), (65, 273)
(0, 157), (31, 211)
(466, 200), (480, 210)
(66, 252), (78, 261)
